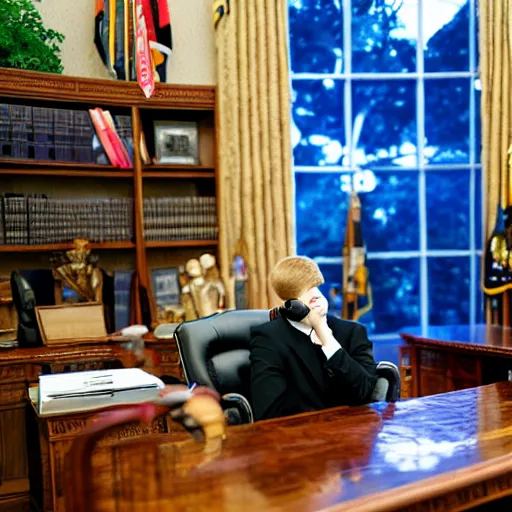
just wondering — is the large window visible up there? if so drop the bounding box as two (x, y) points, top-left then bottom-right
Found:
(289, 0), (482, 337)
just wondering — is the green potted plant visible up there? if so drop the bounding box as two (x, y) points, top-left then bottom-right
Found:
(0, 0), (65, 73)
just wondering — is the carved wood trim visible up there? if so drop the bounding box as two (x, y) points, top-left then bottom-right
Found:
(47, 415), (167, 441)
(0, 366), (25, 383)
(0, 68), (215, 110)
(0, 384), (26, 406)
(0, 345), (135, 369)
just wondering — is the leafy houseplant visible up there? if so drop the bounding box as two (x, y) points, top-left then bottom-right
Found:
(0, 0), (65, 73)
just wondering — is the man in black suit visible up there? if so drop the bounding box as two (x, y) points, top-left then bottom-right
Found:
(250, 256), (377, 421)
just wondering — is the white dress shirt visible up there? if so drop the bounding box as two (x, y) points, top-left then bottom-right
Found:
(286, 318), (341, 360)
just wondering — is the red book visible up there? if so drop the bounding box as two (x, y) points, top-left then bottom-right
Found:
(89, 108), (121, 167)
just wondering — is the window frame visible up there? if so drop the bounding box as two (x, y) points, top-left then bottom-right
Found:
(290, 0), (483, 338)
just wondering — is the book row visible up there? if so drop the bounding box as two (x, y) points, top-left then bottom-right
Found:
(0, 103), (132, 166)
(0, 195), (218, 245)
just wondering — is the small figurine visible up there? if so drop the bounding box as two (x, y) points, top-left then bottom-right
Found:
(199, 253), (226, 317)
(51, 238), (103, 304)
(179, 254), (226, 320)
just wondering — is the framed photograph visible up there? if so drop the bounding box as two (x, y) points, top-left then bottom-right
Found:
(151, 268), (181, 311)
(154, 120), (199, 165)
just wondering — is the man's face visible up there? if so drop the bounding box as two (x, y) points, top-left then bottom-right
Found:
(298, 287), (328, 316)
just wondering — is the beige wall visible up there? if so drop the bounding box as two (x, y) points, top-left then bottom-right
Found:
(36, 0), (216, 85)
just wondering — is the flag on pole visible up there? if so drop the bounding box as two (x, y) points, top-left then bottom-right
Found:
(482, 145), (512, 324)
(94, 0), (172, 87)
(135, 0), (155, 98)
(213, 0), (230, 29)
(342, 191), (373, 322)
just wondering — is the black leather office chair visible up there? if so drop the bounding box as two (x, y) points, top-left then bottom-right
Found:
(174, 309), (401, 424)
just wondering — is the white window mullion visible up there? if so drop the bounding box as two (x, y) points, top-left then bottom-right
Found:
(295, 164), (477, 173)
(343, 0), (352, 170)
(469, 0), (478, 323)
(291, 72), (475, 80)
(417, 0), (429, 336)
(291, 0), (481, 334)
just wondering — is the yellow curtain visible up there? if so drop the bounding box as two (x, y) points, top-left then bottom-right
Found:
(479, 1), (512, 238)
(214, 0), (294, 309)
(479, 1), (512, 323)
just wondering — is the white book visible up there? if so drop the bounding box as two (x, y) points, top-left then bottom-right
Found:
(37, 368), (191, 417)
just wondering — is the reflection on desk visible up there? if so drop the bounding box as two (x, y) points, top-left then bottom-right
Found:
(69, 382), (512, 511)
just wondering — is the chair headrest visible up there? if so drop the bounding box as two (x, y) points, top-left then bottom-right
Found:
(174, 309), (270, 389)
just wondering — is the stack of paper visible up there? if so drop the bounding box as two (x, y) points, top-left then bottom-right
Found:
(38, 368), (168, 416)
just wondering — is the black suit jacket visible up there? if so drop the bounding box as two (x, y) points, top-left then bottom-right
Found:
(249, 315), (377, 421)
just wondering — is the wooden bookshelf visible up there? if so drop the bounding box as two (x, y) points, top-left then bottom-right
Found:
(145, 240), (219, 249)
(142, 170), (215, 179)
(0, 68), (219, 325)
(143, 164), (214, 171)
(0, 157), (117, 169)
(0, 242), (135, 253)
(0, 168), (133, 178)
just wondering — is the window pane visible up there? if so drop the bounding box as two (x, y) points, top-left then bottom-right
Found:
(317, 261), (343, 316)
(295, 172), (348, 257)
(318, 261), (377, 334)
(368, 258), (421, 334)
(426, 170), (470, 250)
(428, 257), (470, 325)
(292, 79), (345, 166)
(362, 171), (419, 252)
(473, 1), (479, 72)
(288, 0), (343, 74)
(424, 1), (469, 72)
(424, 78), (470, 164)
(352, 80), (416, 168)
(352, 0), (417, 73)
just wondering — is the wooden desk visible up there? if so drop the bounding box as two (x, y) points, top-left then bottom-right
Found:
(400, 324), (512, 397)
(143, 333), (184, 381)
(72, 382), (512, 511)
(28, 403), (181, 512)
(0, 344), (135, 510)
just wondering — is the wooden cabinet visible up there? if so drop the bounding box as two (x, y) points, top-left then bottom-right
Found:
(0, 68), (219, 326)
(0, 367), (29, 510)
(400, 325), (512, 398)
(28, 405), (179, 512)
(0, 344), (137, 507)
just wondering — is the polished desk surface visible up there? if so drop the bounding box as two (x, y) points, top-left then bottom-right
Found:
(90, 382), (512, 511)
(400, 324), (512, 356)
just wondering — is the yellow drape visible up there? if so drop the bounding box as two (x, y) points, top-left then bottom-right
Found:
(479, 0), (512, 238)
(215, 0), (294, 309)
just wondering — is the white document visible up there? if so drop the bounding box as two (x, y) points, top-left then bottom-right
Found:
(38, 368), (169, 416)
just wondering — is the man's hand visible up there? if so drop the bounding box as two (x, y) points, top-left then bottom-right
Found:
(302, 308), (332, 345)
(301, 307), (325, 329)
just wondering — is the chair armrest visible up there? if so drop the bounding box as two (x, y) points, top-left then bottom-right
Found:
(221, 392), (254, 425)
(376, 361), (401, 402)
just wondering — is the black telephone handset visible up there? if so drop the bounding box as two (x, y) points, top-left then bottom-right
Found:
(279, 299), (310, 322)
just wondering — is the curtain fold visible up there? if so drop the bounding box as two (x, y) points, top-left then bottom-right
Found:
(215, 0), (294, 309)
(479, 1), (512, 324)
(480, 1), (512, 239)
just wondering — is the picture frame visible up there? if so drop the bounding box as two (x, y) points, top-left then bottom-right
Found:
(151, 267), (181, 311)
(154, 120), (199, 165)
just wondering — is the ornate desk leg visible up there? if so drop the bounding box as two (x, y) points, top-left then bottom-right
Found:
(398, 345), (412, 399)
(410, 345), (420, 397)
